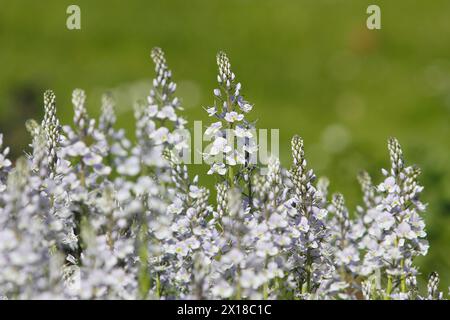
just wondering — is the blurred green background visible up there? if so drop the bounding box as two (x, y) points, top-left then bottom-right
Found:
(0, 0), (449, 290)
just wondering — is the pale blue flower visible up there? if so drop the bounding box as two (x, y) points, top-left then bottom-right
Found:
(224, 111), (244, 123)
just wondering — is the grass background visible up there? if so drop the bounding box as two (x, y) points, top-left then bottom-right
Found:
(0, 0), (449, 290)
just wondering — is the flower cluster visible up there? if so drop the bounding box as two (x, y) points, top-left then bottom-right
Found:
(204, 51), (257, 188)
(0, 48), (446, 300)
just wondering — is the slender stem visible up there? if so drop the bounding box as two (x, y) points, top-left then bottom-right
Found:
(400, 259), (407, 293)
(79, 166), (86, 188)
(301, 252), (311, 295)
(304, 205), (312, 295)
(340, 265), (347, 283)
(225, 84), (236, 189)
(247, 169), (252, 207)
(138, 221), (150, 299)
(156, 273), (161, 299)
(385, 275), (393, 300)
(306, 267), (311, 293)
(228, 166), (235, 188)
(263, 282), (269, 300)
(262, 258), (269, 299)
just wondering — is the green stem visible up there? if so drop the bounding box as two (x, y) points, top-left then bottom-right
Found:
(247, 170), (252, 207)
(262, 258), (269, 299)
(306, 270), (311, 293)
(228, 166), (235, 188)
(235, 285), (241, 300)
(225, 87), (236, 190)
(138, 222), (150, 299)
(263, 282), (269, 300)
(340, 265), (346, 282)
(156, 273), (161, 299)
(385, 275), (393, 300)
(304, 250), (312, 294)
(400, 259), (407, 293)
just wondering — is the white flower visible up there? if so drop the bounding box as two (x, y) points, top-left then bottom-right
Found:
(157, 105), (177, 121)
(243, 144), (258, 154)
(207, 162), (226, 175)
(133, 176), (156, 195)
(386, 246), (402, 261)
(234, 126), (252, 138)
(0, 154), (11, 169)
(212, 280), (233, 298)
(173, 242), (189, 257)
(378, 177), (398, 193)
(233, 150), (246, 165)
(240, 269), (266, 290)
(268, 212), (288, 229)
(168, 200), (184, 214)
(206, 106), (217, 117)
(62, 230), (78, 249)
(66, 141), (89, 157)
(93, 164), (112, 176)
(117, 156), (140, 176)
(185, 237), (200, 250)
(225, 153), (237, 166)
(189, 185), (204, 199)
(82, 152), (103, 166)
(336, 246), (360, 265)
(396, 221), (416, 239)
(239, 102), (253, 113)
(329, 281), (349, 292)
(298, 216), (310, 232)
(150, 127), (170, 144)
(224, 111), (244, 123)
(256, 240), (279, 257)
(147, 104), (158, 117)
(316, 208), (328, 220)
(222, 248), (244, 265)
(376, 211), (395, 230)
(267, 261), (284, 279)
(209, 137), (232, 155)
(171, 132), (189, 151)
(205, 122), (222, 136)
